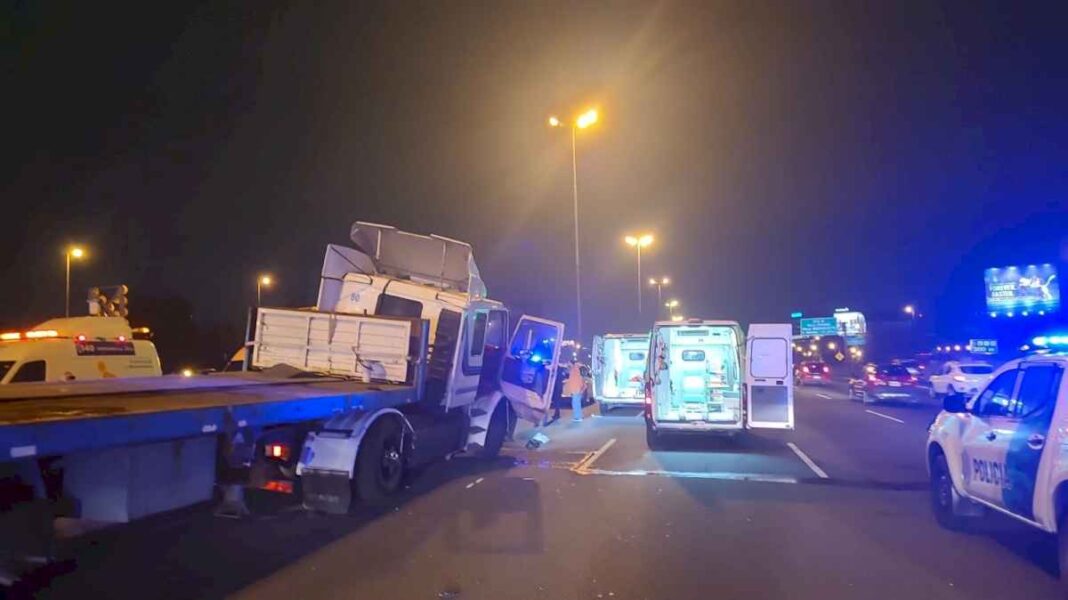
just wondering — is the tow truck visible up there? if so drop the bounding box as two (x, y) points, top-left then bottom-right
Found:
(0, 222), (564, 583)
(926, 351), (1068, 592)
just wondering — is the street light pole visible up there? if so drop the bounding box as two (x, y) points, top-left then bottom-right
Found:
(570, 124), (582, 343)
(257, 274), (273, 306)
(624, 234), (654, 316)
(64, 246), (85, 318)
(637, 244), (643, 314)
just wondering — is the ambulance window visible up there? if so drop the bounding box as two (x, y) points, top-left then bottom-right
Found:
(11, 360), (46, 383)
(470, 312), (488, 356)
(0, 361), (13, 382)
(1012, 365), (1062, 419)
(973, 369), (1018, 418)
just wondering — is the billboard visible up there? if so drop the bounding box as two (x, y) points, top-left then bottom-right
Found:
(984, 264), (1060, 316)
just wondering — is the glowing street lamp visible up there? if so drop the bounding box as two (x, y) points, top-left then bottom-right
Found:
(665, 298), (680, 318)
(903, 304), (915, 316)
(624, 234), (654, 314)
(547, 107), (600, 343)
(649, 276), (671, 308)
(670, 314), (684, 322)
(65, 245), (86, 317)
(257, 274), (273, 306)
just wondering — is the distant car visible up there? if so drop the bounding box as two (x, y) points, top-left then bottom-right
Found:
(892, 358), (927, 382)
(849, 364), (920, 404)
(928, 361), (993, 398)
(795, 361), (831, 386)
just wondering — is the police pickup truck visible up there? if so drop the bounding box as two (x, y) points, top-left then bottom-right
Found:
(926, 353), (1068, 589)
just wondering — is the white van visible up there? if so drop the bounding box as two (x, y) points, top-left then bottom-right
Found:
(643, 319), (794, 448)
(592, 333), (651, 414)
(0, 316), (161, 384)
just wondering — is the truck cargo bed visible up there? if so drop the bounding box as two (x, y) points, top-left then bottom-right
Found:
(0, 373), (415, 460)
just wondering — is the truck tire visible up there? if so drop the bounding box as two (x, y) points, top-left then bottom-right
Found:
(646, 423), (662, 450)
(478, 402), (508, 459)
(930, 453), (968, 531)
(354, 418), (405, 507)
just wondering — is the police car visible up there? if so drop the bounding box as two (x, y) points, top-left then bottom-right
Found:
(926, 353), (1068, 586)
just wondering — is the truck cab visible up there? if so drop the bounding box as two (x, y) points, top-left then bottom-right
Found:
(643, 319), (793, 448)
(249, 222), (564, 511)
(0, 317), (161, 384)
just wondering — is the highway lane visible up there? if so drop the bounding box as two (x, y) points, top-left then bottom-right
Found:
(20, 395), (1064, 600)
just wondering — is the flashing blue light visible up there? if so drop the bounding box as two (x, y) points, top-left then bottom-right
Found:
(530, 353), (543, 363)
(1034, 335), (1068, 347)
(1006, 312), (1014, 317)
(989, 312), (997, 318)
(1040, 310), (1047, 316)
(1022, 310), (1030, 316)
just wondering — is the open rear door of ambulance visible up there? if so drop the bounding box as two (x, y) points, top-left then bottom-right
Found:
(500, 315), (565, 425)
(745, 323), (794, 429)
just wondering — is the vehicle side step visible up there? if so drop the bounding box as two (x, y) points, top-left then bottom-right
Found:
(469, 408), (488, 418)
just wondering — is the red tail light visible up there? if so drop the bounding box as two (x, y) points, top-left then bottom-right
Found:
(265, 443), (290, 461)
(823, 366), (829, 374)
(909, 376), (918, 383)
(261, 480), (294, 494)
(802, 366), (810, 373)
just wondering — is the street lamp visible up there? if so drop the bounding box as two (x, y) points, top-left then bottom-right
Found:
(903, 304), (915, 316)
(665, 298), (680, 318)
(548, 107), (599, 343)
(624, 234), (654, 313)
(649, 276), (670, 309)
(257, 274), (273, 306)
(65, 245), (86, 317)
(670, 314), (684, 322)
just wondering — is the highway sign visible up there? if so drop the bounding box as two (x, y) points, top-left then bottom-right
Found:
(970, 339), (998, 355)
(800, 317), (838, 337)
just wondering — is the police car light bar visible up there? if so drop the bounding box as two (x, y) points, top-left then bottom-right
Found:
(1033, 335), (1068, 348)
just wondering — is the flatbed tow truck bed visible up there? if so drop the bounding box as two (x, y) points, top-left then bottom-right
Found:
(0, 373), (415, 460)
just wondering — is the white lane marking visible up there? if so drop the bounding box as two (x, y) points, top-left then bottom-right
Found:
(817, 393), (833, 399)
(572, 438), (617, 473)
(465, 477), (485, 489)
(865, 409), (905, 424)
(786, 442), (829, 479)
(579, 468), (798, 484)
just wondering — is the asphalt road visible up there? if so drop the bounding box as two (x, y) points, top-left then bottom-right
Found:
(16, 385), (1065, 600)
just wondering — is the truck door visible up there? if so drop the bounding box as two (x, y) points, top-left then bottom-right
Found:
(744, 323), (794, 429)
(499, 316), (565, 424)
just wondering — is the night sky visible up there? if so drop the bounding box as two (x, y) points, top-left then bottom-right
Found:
(5, 1), (1068, 363)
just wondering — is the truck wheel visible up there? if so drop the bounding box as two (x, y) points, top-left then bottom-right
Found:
(646, 424), (662, 450)
(354, 418), (405, 506)
(478, 402), (508, 459)
(930, 453), (967, 530)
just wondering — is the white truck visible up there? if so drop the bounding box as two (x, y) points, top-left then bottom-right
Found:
(643, 319), (794, 448)
(926, 353), (1068, 590)
(591, 333), (650, 414)
(0, 222), (564, 582)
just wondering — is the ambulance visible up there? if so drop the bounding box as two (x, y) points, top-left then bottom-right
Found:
(0, 316), (161, 384)
(643, 319), (794, 448)
(591, 333), (650, 414)
(926, 352), (1068, 587)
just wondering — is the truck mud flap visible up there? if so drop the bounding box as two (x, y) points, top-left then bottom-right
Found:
(301, 469), (351, 515)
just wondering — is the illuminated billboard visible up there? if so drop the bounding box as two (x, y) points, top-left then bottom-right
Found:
(984, 264), (1060, 316)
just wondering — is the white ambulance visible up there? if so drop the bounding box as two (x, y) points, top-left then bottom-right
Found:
(0, 316), (161, 384)
(643, 319), (794, 448)
(591, 333), (651, 414)
(927, 353), (1068, 588)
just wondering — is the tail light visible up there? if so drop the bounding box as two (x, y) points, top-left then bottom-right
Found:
(802, 366), (810, 374)
(909, 376), (918, 383)
(261, 480), (294, 494)
(265, 443), (290, 461)
(822, 366), (830, 374)
(867, 375), (886, 385)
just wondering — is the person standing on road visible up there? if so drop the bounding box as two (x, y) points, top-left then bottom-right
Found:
(562, 361), (587, 422)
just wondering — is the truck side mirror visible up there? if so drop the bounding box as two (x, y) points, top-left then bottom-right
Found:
(943, 393), (967, 413)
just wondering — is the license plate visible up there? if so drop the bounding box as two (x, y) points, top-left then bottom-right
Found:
(888, 381), (901, 387)
(811, 375), (821, 379)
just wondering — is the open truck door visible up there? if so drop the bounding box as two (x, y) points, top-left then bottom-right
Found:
(745, 323), (794, 429)
(500, 315), (565, 424)
(590, 335), (605, 401)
